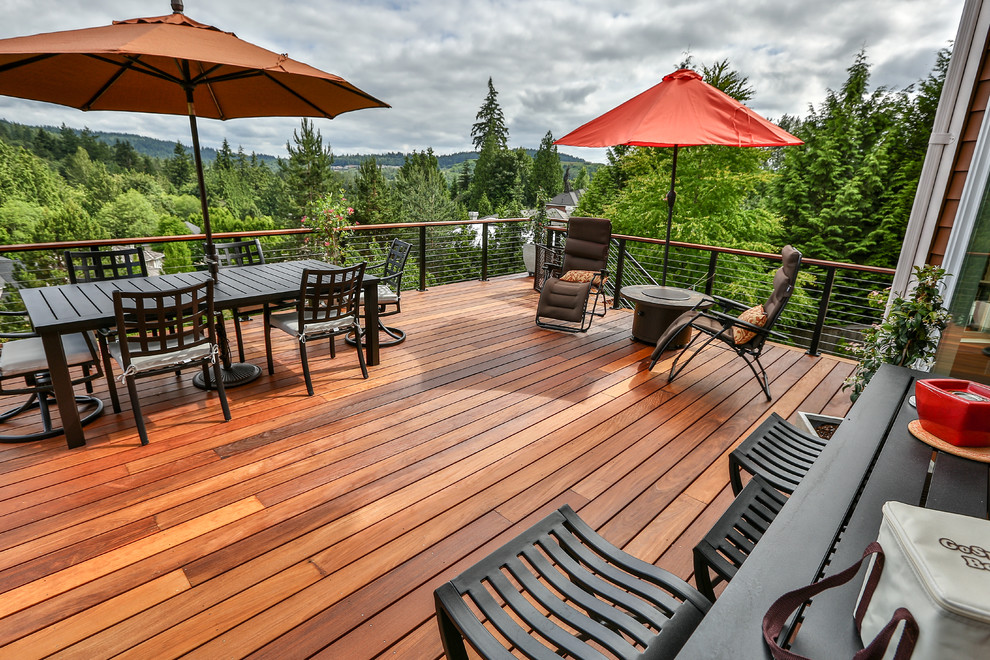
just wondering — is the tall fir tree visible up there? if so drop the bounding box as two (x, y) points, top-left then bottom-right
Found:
(526, 131), (564, 205)
(471, 77), (508, 151)
(280, 118), (336, 220)
(354, 157), (394, 225)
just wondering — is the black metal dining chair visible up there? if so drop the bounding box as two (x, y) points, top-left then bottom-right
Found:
(211, 238), (274, 363)
(0, 310), (104, 442)
(264, 264), (368, 395)
(346, 238), (412, 348)
(434, 504), (711, 659)
(105, 279), (230, 445)
(65, 246), (153, 413)
(65, 246), (148, 284)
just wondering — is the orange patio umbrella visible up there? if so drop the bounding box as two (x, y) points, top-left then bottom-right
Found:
(0, 0), (388, 281)
(556, 68), (801, 287)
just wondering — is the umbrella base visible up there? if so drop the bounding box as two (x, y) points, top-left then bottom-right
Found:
(192, 362), (262, 390)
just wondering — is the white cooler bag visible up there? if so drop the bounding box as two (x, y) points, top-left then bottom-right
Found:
(763, 501), (990, 659)
(857, 501), (990, 659)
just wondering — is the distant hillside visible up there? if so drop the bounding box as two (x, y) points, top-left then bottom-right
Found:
(1, 119), (602, 172)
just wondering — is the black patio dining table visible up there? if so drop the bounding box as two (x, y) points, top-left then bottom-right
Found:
(676, 363), (990, 658)
(19, 259), (379, 449)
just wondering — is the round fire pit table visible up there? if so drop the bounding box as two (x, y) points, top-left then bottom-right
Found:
(620, 285), (714, 346)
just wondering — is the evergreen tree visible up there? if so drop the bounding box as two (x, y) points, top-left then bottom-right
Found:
(469, 133), (523, 212)
(112, 140), (140, 171)
(471, 77), (508, 151)
(215, 139), (234, 171)
(769, 49), (943, 267)
(396, 149), (456, 223)
(526, 131), (564, 205)
(573, 166), (590, 191)
(164, 142), (193, 190)
(280, 118), (336, 219)
(700, 58), (754, 102)
(354, 157), (394, 225)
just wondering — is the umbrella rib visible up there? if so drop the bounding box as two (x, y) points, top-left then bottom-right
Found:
(0, 53), (56, 75)
(261, 71), (337, 118)
(84, 53), (184, 86)
(81, 55), (139, 111)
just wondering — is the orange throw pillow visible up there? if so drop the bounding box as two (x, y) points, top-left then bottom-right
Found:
(559, 270), (600, 283)
(733, 304), (768, 344)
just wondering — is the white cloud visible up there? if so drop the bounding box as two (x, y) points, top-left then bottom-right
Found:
(0, 0), (964, 162)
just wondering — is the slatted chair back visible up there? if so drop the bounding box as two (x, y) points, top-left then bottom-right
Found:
(297, 264), (365, 334)
(729, 412), (829, 496)
(434, 504), (710, 659)
(381, 239), (412, 284)
(112, 279), (217, 369)
(65, 247), (148, 283)
(213, 239), (266, 268)
(693, 474), (788, 601)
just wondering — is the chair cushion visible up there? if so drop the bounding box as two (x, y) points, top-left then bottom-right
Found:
(733, 304), (768, 344)
(559, 269), (601, 283)
(109, 340), (214, 374)
(270, 311), (357, 339)
(0, 333), (96, 377)
(359, 285), (399, 305)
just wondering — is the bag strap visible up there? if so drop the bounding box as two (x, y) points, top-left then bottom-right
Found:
(762, 542), (918, 660)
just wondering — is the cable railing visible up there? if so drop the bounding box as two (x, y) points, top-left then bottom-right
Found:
(0, 217), (894, 359)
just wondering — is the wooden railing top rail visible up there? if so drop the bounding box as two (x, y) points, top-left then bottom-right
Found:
(562, 228), (896, 276)
(0, 216), (893, 276)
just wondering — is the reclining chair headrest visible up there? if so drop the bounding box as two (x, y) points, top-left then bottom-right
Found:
(562, 217), (611, 273)
(763, 245), (802, 322)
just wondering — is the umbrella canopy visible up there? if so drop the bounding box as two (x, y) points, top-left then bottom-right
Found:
(0, 11), (387, 120)
(556, 68), (801, 285)
(0, 2), (388, 280)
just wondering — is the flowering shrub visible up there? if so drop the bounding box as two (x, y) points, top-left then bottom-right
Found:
(302, 189), (354, 263)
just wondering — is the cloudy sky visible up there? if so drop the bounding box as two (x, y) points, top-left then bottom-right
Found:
(0, 0), (966, 162)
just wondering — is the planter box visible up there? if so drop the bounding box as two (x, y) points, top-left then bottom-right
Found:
(797, 411), (845, 440)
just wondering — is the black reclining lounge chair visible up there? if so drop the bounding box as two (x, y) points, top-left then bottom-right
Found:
(535, 216), (611, 333)
(648, 245), (802, 400)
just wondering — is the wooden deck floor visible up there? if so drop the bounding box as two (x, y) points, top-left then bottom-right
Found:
(0, 276), (855, 659)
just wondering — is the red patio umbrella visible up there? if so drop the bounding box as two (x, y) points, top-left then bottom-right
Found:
(555, 68), (802, 286)
(0, 0), (388, 282)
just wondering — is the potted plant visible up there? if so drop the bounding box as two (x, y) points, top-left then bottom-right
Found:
(843, 265), (950, 401)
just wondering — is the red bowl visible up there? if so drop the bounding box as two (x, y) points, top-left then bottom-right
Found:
(915, 379), (990, 447)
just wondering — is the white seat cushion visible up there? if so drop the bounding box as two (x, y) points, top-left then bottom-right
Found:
(363, 284), (399, 305)
(269, 312), (357, 339)
(0, 333), (96, 378)
(109, 339), (214, 374)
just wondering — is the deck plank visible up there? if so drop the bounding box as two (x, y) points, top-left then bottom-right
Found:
(0, 276), (853, 658)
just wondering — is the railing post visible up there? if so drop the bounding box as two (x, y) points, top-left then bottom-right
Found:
(807, 266), (837, 356)
(705, 251), (718, 296)
(612, 238), (626, 309)
(418, 225), (428, 291)
(481, 222), (489, 281)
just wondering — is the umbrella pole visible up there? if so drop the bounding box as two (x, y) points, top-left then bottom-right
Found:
(184, 91), (262, 390)
(186, 102), (219, 284)
(661, 145), (678, 287)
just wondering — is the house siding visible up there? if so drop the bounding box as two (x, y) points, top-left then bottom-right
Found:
(929, 34), (990, 264)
